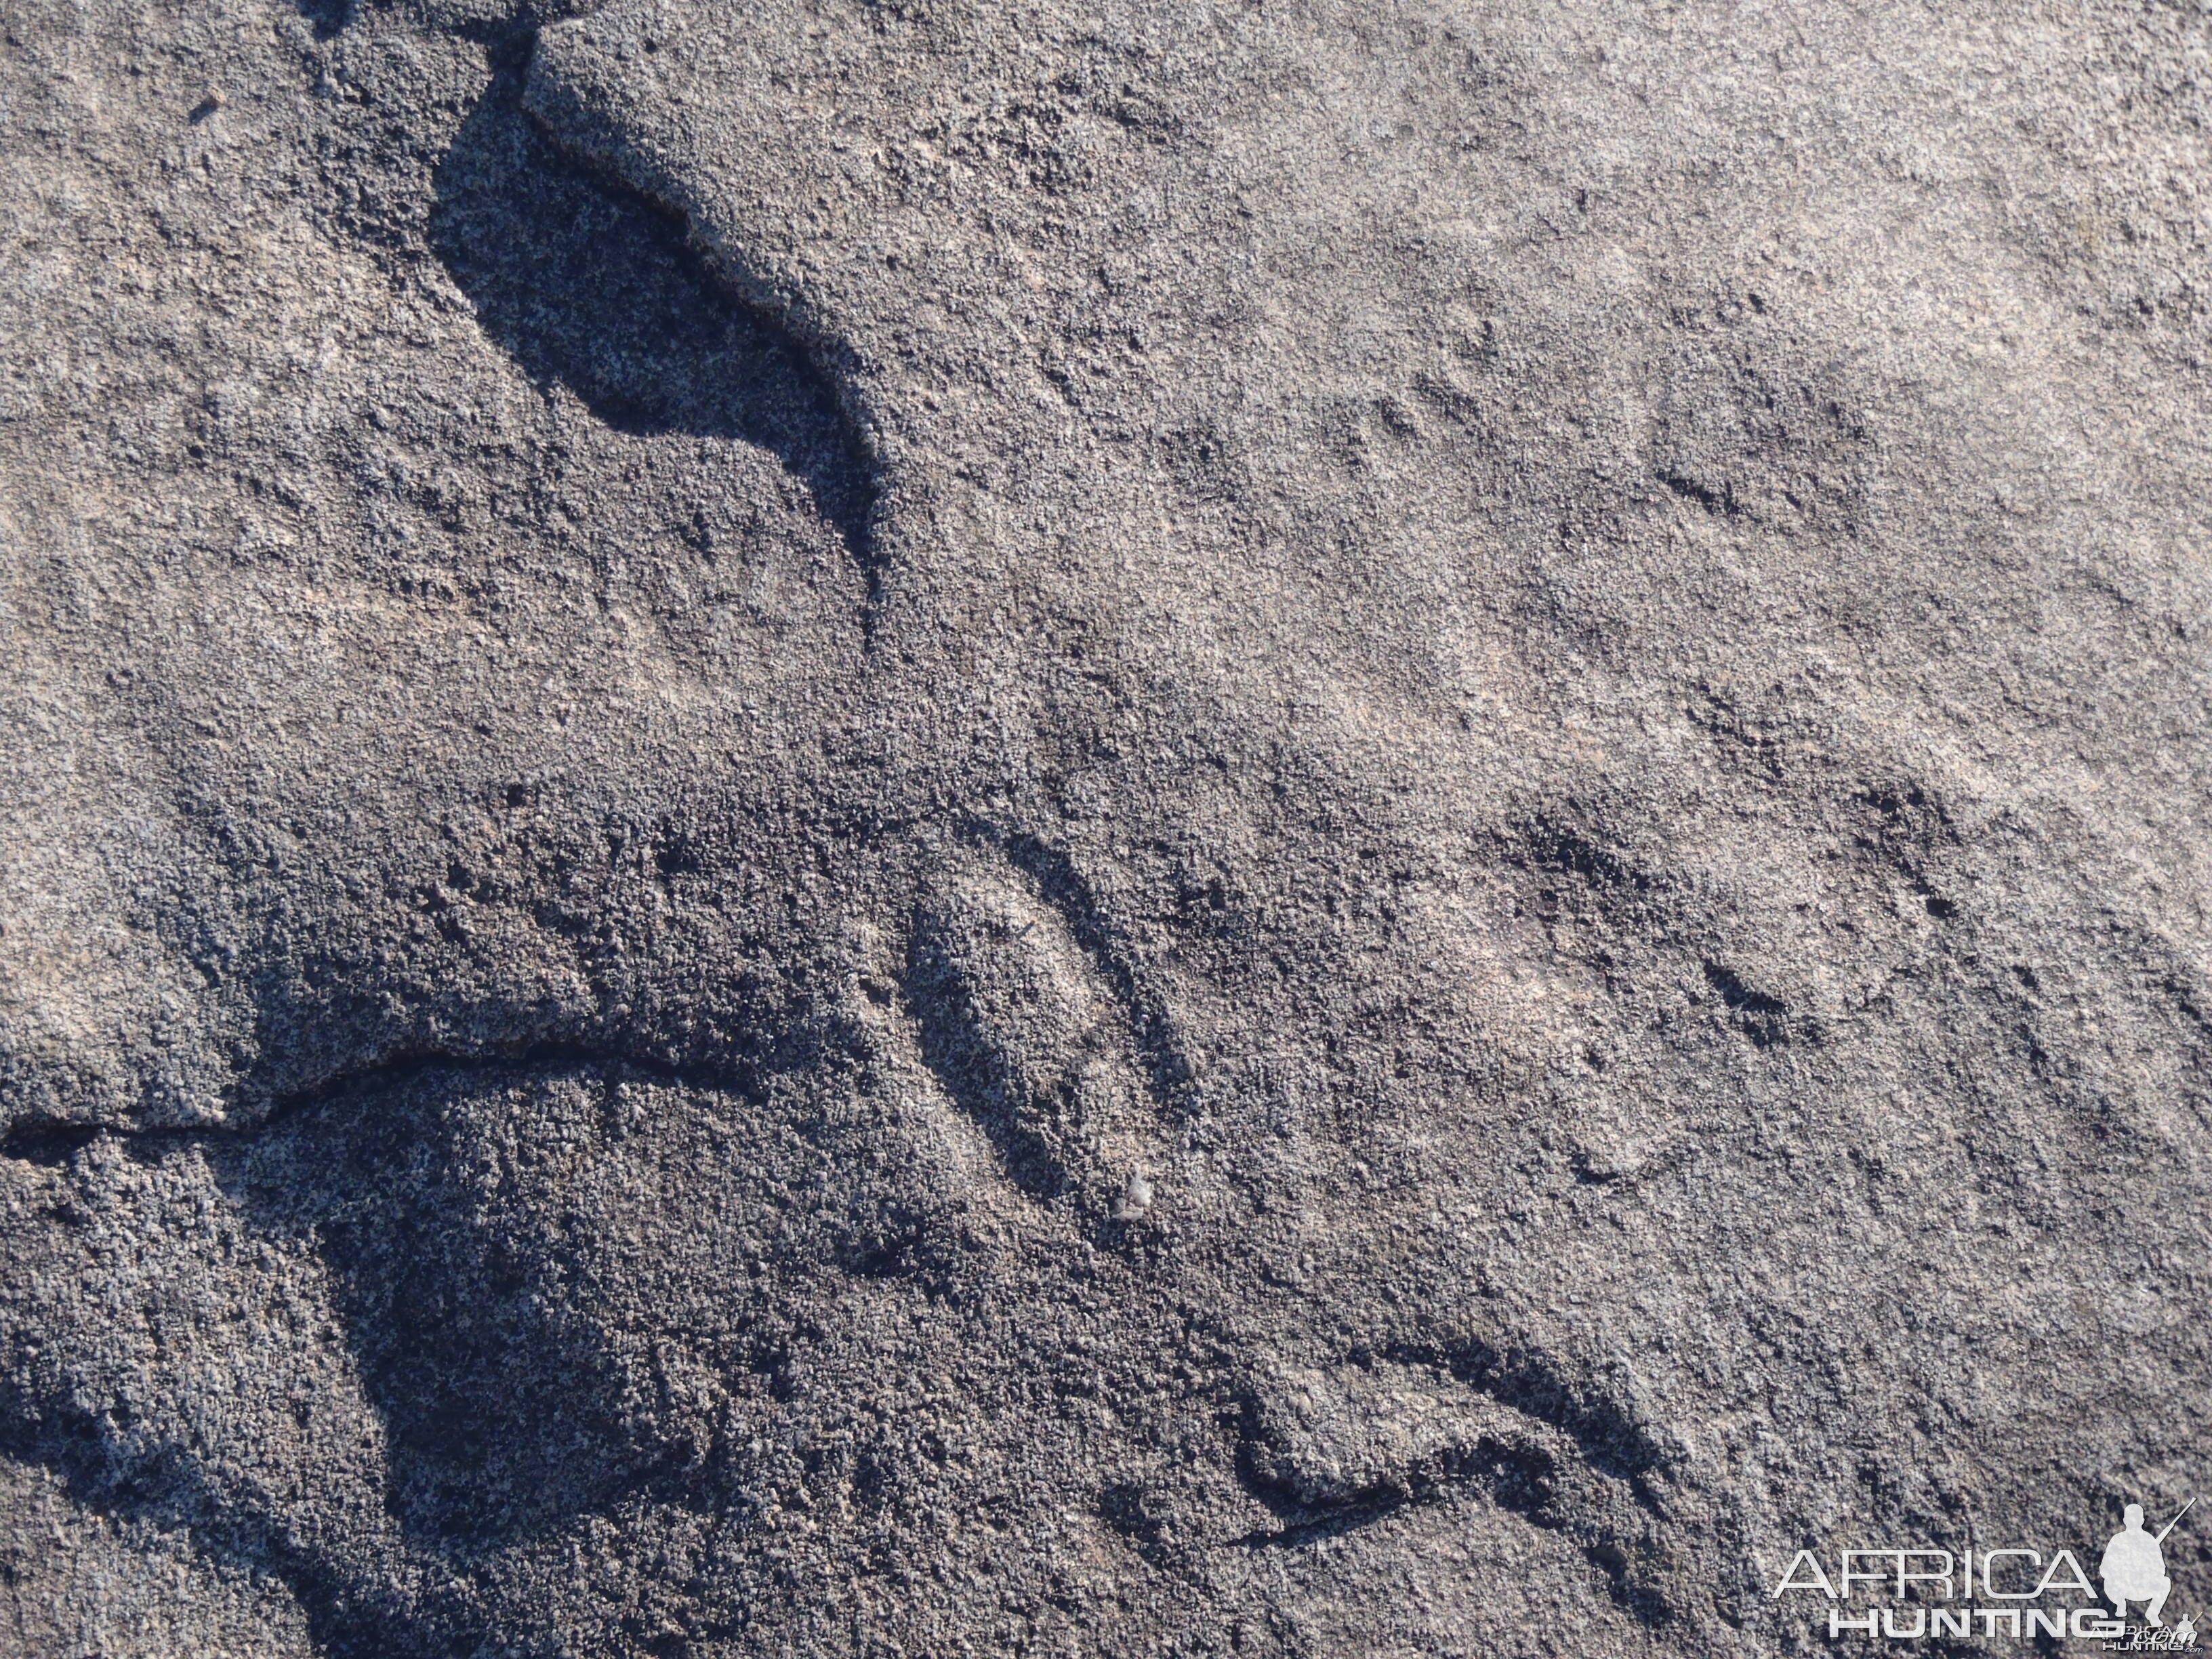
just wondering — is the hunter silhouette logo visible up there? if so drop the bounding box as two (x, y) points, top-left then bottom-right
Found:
(1769, 1498), (2198, 1645)
(2104, 1500), (2192, 1625)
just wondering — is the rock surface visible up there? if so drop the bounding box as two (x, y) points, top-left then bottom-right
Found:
(3, 0), (2210, 1654)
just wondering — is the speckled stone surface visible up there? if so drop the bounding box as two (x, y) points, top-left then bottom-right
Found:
(3, 1), (2209, 1654)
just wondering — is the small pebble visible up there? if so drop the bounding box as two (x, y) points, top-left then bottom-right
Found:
(1115, 1171), (1155, 1219)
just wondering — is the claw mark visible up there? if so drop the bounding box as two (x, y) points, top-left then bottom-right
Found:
(1233, 1352), (1675, 1626)
(987, 827), (1198, 1122)
(904, 852), (1158, 1221)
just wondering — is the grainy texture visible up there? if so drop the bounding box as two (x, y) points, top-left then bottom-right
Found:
(3, 0), (2209, 1654)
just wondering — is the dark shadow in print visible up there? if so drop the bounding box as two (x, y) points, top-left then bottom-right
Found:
(430, 34), (879, 571)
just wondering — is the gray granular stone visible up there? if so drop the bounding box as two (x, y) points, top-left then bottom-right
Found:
(2, 0), (2209, 1654)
